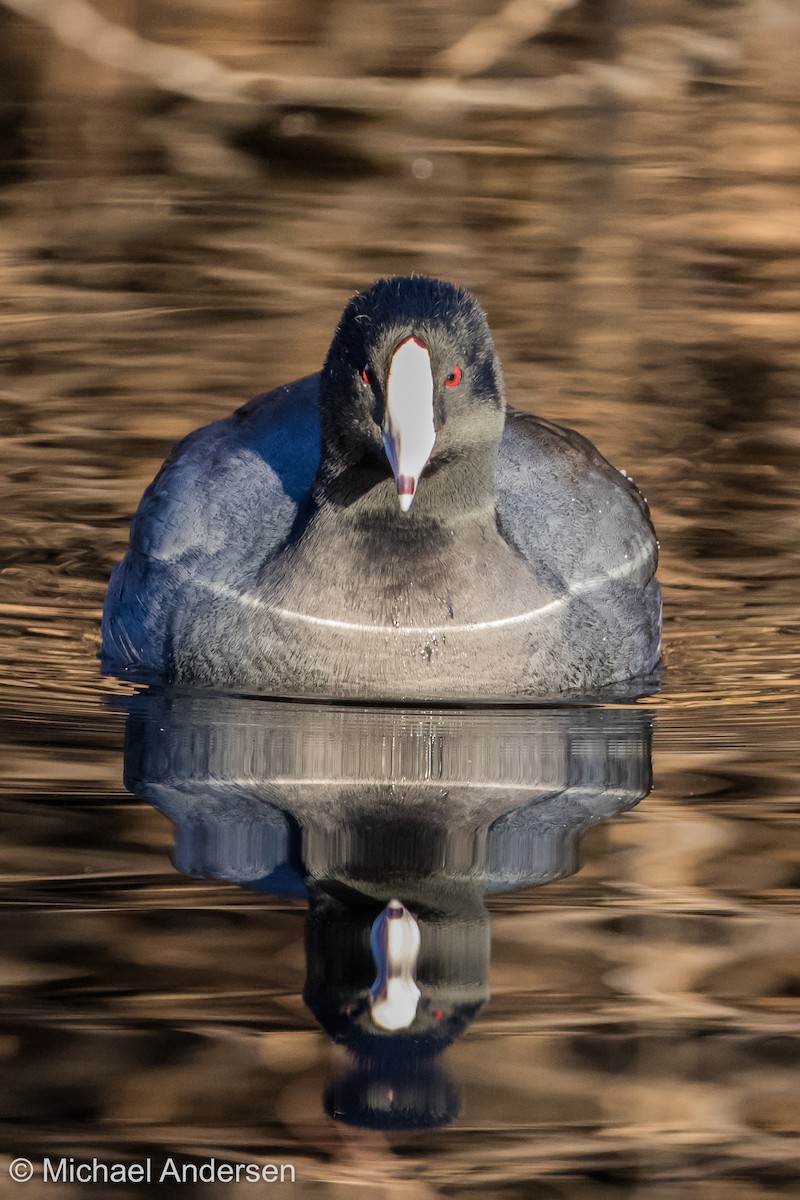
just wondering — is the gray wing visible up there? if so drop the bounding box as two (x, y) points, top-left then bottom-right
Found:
(496, 408), (658, 590)
(102, 374), (321, 676)
(496, 409), (661, 683)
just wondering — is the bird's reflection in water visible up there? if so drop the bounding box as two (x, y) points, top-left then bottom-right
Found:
(122, 692), (653, 1130)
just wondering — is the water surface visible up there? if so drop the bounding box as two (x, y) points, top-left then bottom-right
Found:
(1, 2), (799, 1195)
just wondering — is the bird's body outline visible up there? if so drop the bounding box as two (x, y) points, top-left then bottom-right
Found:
(102, 277), (661, 700)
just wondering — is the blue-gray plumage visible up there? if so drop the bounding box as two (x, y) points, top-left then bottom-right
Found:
(102, 276), (661, 699)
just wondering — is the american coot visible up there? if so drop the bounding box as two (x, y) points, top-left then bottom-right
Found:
(102, 275), (661, 700)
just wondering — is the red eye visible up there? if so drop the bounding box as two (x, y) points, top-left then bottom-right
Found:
(445, 366), (462, 388)
(361, 364), (375, 386)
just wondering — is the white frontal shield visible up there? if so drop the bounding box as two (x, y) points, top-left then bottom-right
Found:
(383, 337), (436, 512)
(369, 898), (422, 1031)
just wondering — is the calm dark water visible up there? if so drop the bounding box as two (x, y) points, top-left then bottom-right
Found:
(1, 3), (800, 1196)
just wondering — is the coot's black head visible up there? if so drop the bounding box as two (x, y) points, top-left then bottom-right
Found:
(319, 276), (505, 512)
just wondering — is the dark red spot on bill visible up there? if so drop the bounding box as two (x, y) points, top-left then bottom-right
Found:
(396, 335), (428, 352)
